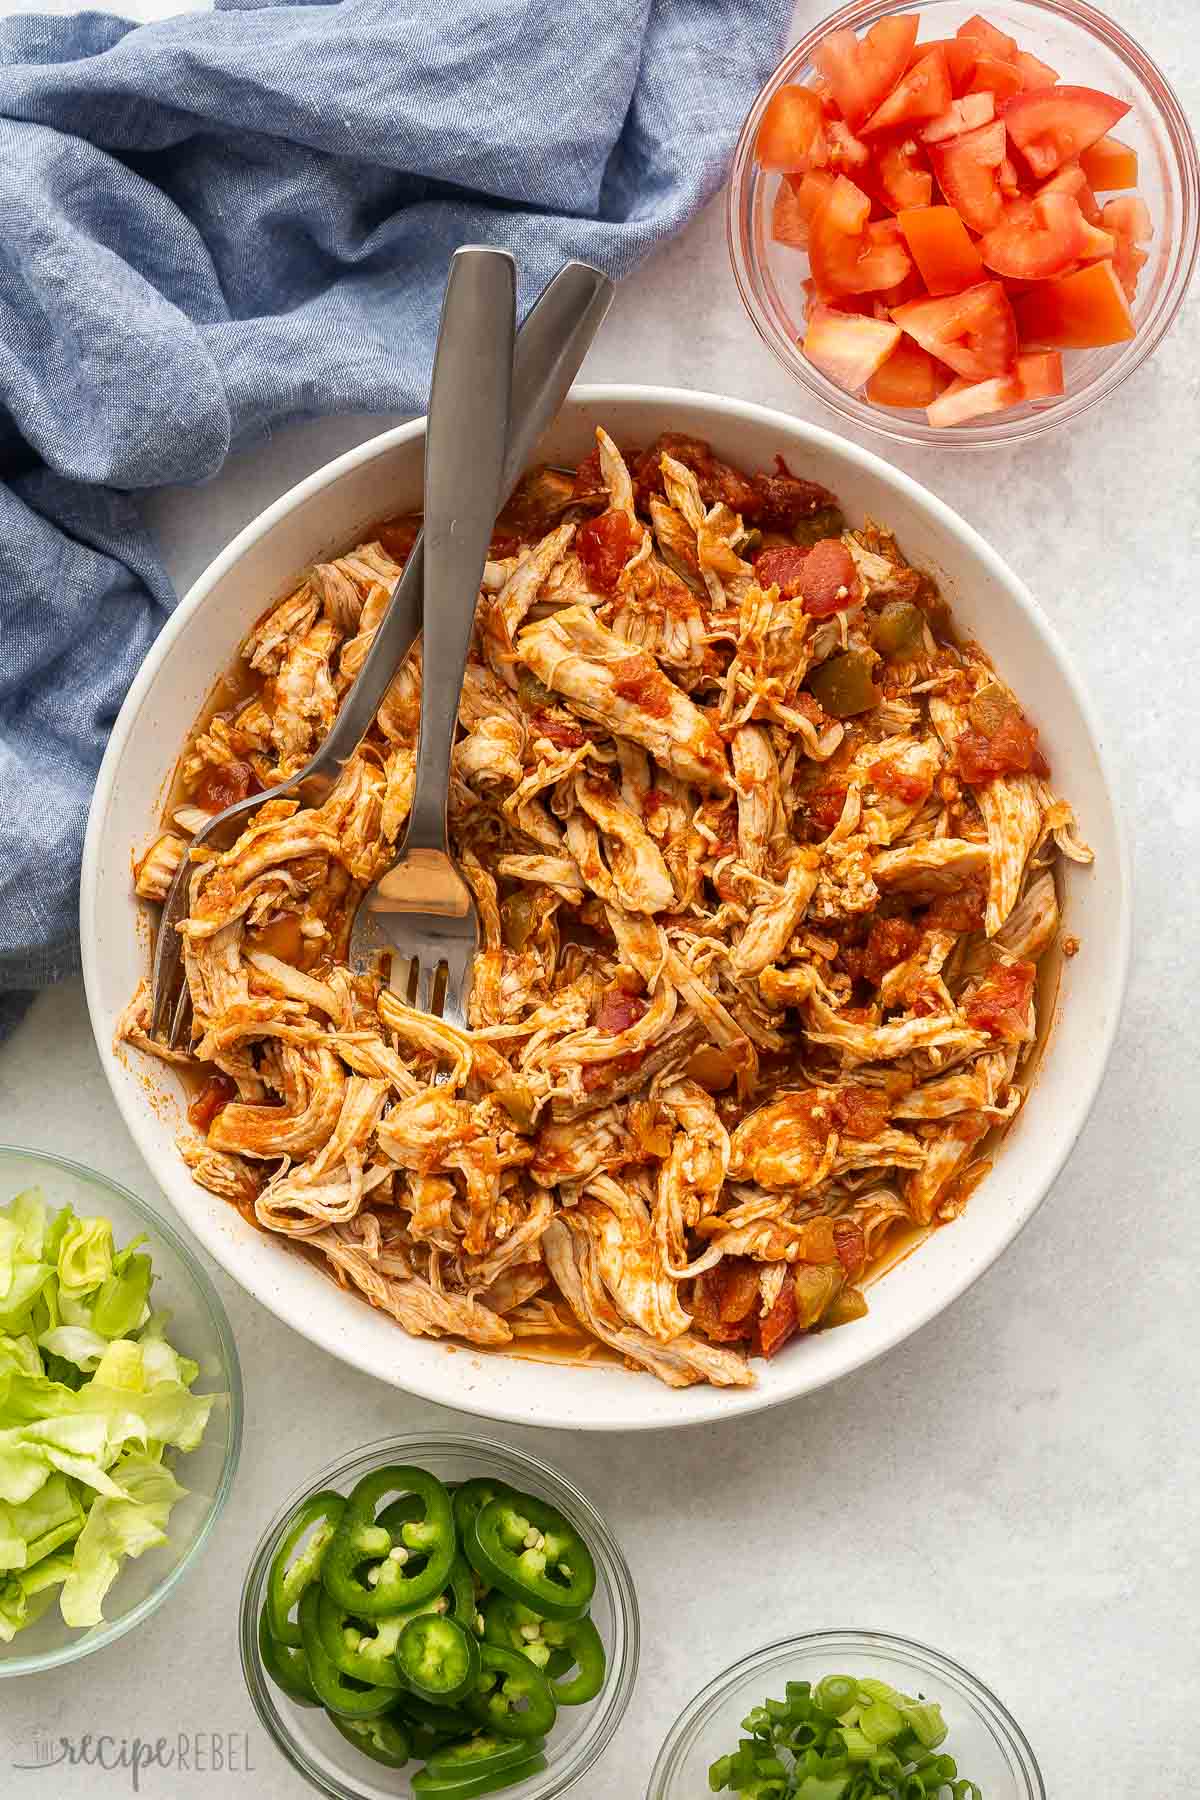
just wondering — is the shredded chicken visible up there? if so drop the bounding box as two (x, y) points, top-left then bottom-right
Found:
(122, 428), (1088, 1390)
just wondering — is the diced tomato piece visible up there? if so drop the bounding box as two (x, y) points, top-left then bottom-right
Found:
(893, 279), (1016, 378)
(804, 304), (902, 391)
(777, 169), (839, 251)
(753, 543), (810, 597)
(964, 958), (1037, 1039)
(925, 348), (1065, 426)
(692, 1258), (760, 1344)
(1001, 85), (1130, 179)
(980, 191), (1094, 280)
(1038, 161), (1101, 225)
(869, 132), (933, 211)
(872, 265), (928, 312)
(862, 46), (952, 133)
(826, 118), (871, 172)
(1014, 350), (1064, 399)
(1013, 258), (1134, 347)
(1101, 194), (1153, 299)
(866, 336), (946, 407)
(756, 1280), (800, 1358)
(812, 15), (921, 129)
(1014, 49), (1059, 91)
(967, 56), (1022, 103)
(956, 14), (1018, 63)
(193, 759), (258, 813)
(910, 36), (978, 94)
(809, 176), (914, 296)
(926, 371), (1021, 426)
(756, 85), (828, 172)
(997, 155), (1021, 196)
(1079, 134), (1138, 190)
(929, 117), (1008, 232)
(922, 92), (994, 143)
(798, 538), (861, 616)
(577, 509), (639, 592)
(772, 178), (810, 248)
(898, 204), (985, 295)
(957, 702), (1047, 780)
(595, 989), (648, 1034)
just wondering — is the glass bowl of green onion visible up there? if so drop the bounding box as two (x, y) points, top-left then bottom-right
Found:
(0, 1144), (242, 1677)
(647, 1628), (1044, 1800)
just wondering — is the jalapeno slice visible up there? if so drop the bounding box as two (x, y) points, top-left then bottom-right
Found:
(444, 1555), (482, 1634)
(258, 1603), (321, 1707)
(481, 1594), (552, 1670)
(267, 1491), (346, 1648)
(423, 1733), (547, 1780)
(298, 1586), (397, 1719)
(396, 1613), (481, 1707)
(466, 1495), (595, 1622)
(410, 1756), (548, 1798)
(393, 1690), (473, 1737)
(316, 1588), (433, 1689)
(463, 1644), (557, 1741)
(452, 1477), (522, 1548)
(329, 1710), (412, 1769)
(322, 1466), (455, 1619)
(542, 1614), (606, 1705)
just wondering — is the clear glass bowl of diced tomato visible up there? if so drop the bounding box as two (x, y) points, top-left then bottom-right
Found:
(728, 0), (1198, 445)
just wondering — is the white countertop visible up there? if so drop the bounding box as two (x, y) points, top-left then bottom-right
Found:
(2, 3), (1198, 1794)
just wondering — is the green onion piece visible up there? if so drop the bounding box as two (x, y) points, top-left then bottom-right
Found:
(814, 1674), (859, 1716)
(860, 1699), (904, 1746)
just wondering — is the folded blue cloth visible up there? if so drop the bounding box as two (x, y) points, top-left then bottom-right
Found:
(0, 0), (789, 1040)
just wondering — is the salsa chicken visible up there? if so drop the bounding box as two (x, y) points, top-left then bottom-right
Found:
(119, 428), (1089, 1389)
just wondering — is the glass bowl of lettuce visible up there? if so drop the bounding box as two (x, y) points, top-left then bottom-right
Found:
(0, 1145), (242, 1675)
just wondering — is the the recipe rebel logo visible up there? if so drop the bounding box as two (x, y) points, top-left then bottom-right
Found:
(11, 1727), (257, 1792)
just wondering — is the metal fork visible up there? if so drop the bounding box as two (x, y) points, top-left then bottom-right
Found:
(148, 257), (613, 1049)
(359, 245), (514, 1024)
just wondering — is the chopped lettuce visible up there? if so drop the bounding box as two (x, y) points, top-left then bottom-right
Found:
(0, 1187), (219, 1642)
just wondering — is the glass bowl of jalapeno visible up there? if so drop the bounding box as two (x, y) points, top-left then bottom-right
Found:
(647, 1629), (1045, 1799)
(239, 1434), (638, 1800)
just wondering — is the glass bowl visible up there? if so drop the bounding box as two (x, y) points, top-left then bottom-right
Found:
(727, 0), (1199, 447)
(649, 1629), (1045, 1797)
(240, 1434), (639, 1799)
(0, 1144), (243, 1677)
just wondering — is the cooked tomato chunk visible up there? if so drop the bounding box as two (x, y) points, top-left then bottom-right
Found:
(964, 958), (1037, 1038)
(577, 509), (639, 593)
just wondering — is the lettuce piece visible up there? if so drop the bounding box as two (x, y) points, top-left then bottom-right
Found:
(0, 1334), (44, 1379)
(0, 1550), (74, 1642)
(0, 1474), (85, 1572)
(0, 1414), (128, 1505)
(56, 1217), (114, 1302)
(60, 1455), (185, 1628)
(35, 1325), (108, 1374)
(91, 1251), (153, 1340)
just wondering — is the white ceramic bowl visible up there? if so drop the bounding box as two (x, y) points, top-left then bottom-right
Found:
(81, 386), (1129, 1432)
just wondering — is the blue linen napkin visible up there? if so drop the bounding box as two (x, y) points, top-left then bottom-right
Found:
(0, 0), (790, 1041)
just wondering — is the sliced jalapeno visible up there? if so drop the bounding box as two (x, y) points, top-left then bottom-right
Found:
(392, 1691), (473, 1738)
(316, 1588), (426, 1689)
(466, 1494), (595, 1622)
(444, 1554), (482, 1634)
(411, 1755), (548, 1798)
(298, 1586), (396, 1719)
(267, 1491), (346, 1648)
(396, 1613), (481, 1707)
(329, 1710), (412, 1769)
(322, 1466), (455, 1619)
(423, 1733), (547, 1780)
(482, 1593), (553, 1670)
(542, 1614), (606, 1705)
(463, 1644), (557, 1741)
(452, 1477), (522, 1548)
(258, 1603), (320, 1707)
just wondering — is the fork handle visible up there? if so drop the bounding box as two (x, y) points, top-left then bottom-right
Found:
(404, 246), (516, 855)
